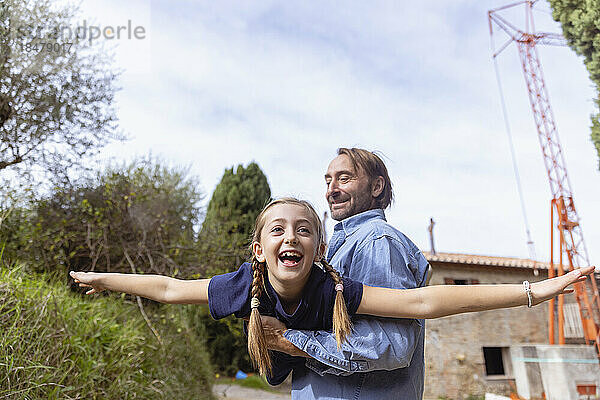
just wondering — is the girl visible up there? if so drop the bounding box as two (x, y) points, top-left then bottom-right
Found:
(71, 197), (594, 381)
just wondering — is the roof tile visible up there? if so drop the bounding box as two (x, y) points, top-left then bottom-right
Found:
(423, 251), (550, 270)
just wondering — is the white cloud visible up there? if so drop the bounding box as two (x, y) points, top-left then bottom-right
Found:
(77, 0), (600, 264)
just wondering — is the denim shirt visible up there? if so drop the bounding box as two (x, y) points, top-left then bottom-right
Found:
(283, 209), (430, 400)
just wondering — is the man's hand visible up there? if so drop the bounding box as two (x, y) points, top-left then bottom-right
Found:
(260, 316), (311, 358)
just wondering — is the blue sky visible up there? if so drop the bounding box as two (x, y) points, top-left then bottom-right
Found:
(74, 0), (600, 264)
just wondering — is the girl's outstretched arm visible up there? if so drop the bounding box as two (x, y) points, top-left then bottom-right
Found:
(356, 266), (595, 319)
(70, 271), (210, 304)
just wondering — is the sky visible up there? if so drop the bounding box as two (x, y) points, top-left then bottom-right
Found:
(69, 0), (600, 264)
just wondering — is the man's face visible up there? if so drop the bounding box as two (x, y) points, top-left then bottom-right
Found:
(325, 154), (375, 221)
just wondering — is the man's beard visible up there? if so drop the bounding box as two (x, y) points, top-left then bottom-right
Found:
(329, 194), (373, 221)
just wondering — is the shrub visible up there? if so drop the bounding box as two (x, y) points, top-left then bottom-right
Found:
(0, 264), (215, 399)
(193, 162), (271, 374)
(184, 305), (253, 376)
(5, 157), (204, 277)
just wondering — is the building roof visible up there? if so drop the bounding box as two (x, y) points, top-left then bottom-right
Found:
(423, 251), (550, 270)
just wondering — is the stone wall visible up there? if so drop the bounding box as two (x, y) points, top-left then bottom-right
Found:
(423, 262), (552, 399)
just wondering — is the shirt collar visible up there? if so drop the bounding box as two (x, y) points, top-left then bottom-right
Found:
(333, 208), (386, 237)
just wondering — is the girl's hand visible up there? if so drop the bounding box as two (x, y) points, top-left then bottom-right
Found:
(531, 266), (595, 306)
(70, 271), (106, 295)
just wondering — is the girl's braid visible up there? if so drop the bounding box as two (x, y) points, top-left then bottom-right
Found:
(251, 256), (265, 300)
(247, 256), (271, 375)
(320, 259), (353, 347)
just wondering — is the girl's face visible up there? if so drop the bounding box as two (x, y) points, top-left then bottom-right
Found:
(253, 203), (324, 288)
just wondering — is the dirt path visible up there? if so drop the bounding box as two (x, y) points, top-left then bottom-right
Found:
(213, 383), (290, 400)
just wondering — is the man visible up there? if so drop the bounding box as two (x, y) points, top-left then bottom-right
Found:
(264, 147), (430, 399)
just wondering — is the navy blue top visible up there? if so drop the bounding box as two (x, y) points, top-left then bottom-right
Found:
(208, 262), (364, 385)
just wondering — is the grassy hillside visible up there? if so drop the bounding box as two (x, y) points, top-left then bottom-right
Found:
(0, 265), (214, 399)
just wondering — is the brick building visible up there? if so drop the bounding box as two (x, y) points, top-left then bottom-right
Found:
(422, 251), (587, 399)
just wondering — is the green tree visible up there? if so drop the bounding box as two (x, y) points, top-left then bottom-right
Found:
(199, 162), (271, 275)
(0, 0), (121, 181)
(194, 162), (271, 375)
(549, 0), (600, 168)
(2, 157), (204, 277)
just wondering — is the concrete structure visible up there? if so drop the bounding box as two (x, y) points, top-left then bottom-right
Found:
(422, 252), (597, 400)
(511, 345), (599, 400)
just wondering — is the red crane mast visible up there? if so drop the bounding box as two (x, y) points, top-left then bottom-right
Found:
(488, 0), (600, 352)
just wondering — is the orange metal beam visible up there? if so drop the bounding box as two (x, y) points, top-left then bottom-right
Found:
(558, 224), (565, 345)
(548, 199), (555, 345)
(489, 2), (600, 356)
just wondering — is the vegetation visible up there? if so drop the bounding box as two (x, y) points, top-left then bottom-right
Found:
(0, 159), (274, 378)
(549, 0), (600, 168)
(186, 305), (253, 376)
(194, 162), (272, 375)
(200, 162), (271, 276)
(0, 0), (122, 182)
(216, 375), (274, 392)
(0, 264), (214, 399)
(1, 158), (204, 277)
(1, 0), (276, 392)
(237, 375), (273, 391)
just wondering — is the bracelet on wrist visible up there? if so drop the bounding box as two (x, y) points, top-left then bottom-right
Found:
(523, 280), (532, 308)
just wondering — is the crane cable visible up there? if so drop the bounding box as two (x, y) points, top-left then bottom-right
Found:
(490, 30), (538, 262)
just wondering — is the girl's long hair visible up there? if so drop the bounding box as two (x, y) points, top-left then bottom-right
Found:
(247, 198), (353, 376)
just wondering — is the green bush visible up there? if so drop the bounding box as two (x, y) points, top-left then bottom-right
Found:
(184, 305), (253, 376)
(0, 265), (214, 399)
(0, 160), (274, 378)
(0, 190), (32, 266)
(2, 157), (204, 277)
(194, 162), (271, 374)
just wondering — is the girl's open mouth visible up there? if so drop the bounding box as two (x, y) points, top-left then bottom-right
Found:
(278, 250), (303, 267)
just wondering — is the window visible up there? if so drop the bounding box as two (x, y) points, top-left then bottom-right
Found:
(576, 383), (597, 399)
(483, 347), (504, 375)
(444, 278), (479, 285)
(564, 303), (585, 338)
(482, 347), (512, 378)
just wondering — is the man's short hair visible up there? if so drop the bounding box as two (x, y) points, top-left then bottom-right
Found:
(337, 147), (393, 209)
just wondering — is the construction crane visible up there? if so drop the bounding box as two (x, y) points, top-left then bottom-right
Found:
(488, 0), (600, 353)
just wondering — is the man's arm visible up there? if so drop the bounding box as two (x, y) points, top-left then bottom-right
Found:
(277, 234), (429, 373)
(261, 316), (420, 373)
(285, 316), (421, 374)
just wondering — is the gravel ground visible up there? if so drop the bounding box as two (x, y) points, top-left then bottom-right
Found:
(213, 383), (291, 400)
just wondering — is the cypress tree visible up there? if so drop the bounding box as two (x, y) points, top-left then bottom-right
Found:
(549, 0), (600, 168)
(194, 162), (271, 375)
(200, 162), (271, 274)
